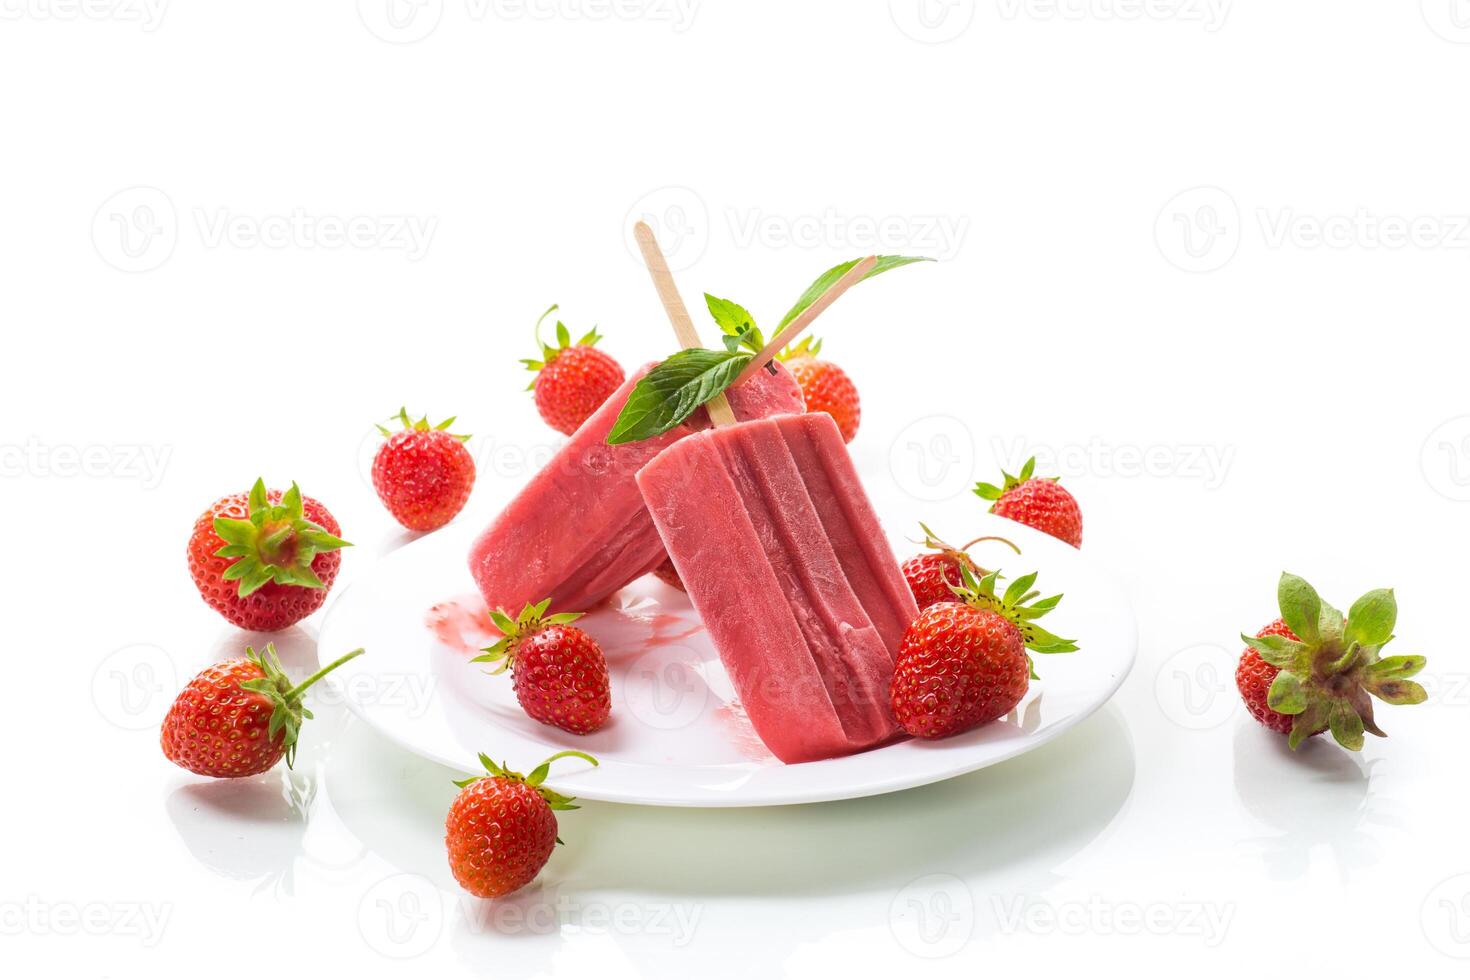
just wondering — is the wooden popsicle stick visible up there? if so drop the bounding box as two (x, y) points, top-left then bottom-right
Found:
(632, 221), (739, 427)
(732, 255), (879, 386)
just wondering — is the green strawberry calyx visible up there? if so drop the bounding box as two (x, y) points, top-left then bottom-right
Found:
(521, 304), (605, 389)
(471, 598), (585, 675)
(974, 456), (1059, 506)
(376, 406), (470, 443)
(951, 562), (1078, 678)
(213, 479), (352, 598)
(237, 644), (365, 768)
(453, 750), (600, 814)
(916, 521), (1020, 579)
(1241, 572), (1427, 751)
(776, 335), (823, 361)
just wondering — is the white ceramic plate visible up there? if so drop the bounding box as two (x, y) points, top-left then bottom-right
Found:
(318, 514), (1136, 807)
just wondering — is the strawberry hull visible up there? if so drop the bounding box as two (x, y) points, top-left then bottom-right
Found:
(636, 412), (918, 764)
(468, 361), (805, 618)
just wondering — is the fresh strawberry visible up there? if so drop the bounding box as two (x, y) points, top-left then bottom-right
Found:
(446, 751), (597, 898)
(901, 523), (1019, 609)
(371, 408), (476, 531)
(523, 304), (624, 436)
(473, 600), (611, 734)
(188, 479), (351, 632)
(651, 558), (685, 592)
(1236, 619), (1300, 735)
(974, 457), (1082, 548)
(1237, 573), (1428, 750)
(778, 337), (860, 443)
(891, 565), (1077, 739)
(161, 644), (363, 777)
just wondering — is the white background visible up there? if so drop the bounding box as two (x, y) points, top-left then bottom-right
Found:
(4, 1), (1470, 975)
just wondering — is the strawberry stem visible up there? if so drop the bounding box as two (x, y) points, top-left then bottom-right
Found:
(284, 648), (365, 701)
(960, 535), (1021, 555)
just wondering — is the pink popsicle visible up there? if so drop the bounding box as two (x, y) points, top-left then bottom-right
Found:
(636, 411), (919, 764)
(468, 361), (805, 617)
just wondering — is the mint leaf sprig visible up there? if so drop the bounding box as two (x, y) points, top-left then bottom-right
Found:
(607, 254), (932, 445)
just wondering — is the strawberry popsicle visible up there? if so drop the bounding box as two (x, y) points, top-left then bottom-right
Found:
(468, 360), (804, 616)
(636, 411), (919, 763)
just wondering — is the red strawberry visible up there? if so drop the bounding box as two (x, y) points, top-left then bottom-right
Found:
(446, 751), (597, 898)
(473, 600), (611, 734)
(161, 644), (363, 777)
(1236, 619), (1299, 735)
(779, 337), (860, 443)
(901, 523), (1019, 609)
(1237, 573), (1427, 750)
(188, 479), (351, 632)
(651, 558), (685, 592)
(372, 408), (476, 531)
(891, 565), (1077, 739)
(523, 305), (624, 436)
(974, 457), (1082, 548)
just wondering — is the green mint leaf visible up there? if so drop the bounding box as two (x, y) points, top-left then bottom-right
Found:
(607, 349), (752, 445)
(777, 255), (934, 329)
(704, 294), (764, 352)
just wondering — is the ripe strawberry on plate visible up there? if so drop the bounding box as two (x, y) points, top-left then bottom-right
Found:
(901, 522), (1019, 609)
(445, 751), (597, 898)
(473, 599), (611, 735)
(161, 644), (363, 778)
(522, 304), (624, 436)
(1238, 572), (1428, 750)
(372, 408), (475, 532)
(778, 336), (861, 443)
(188, 479), (351, 632)
(974, 457), (1082, 548)
(891, 564), (1077, 740)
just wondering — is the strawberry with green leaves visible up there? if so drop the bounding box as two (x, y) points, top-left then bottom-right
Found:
(372, 408), (475, 531)
(777, 335), (862, 443)
(446, 751), (598, 898)
(901, 523), (1019, 609)
(187, 479), (351, 632)
(161, 644), (364, 778)
(1238, 573), (1428, 750)
(522, 304), (624, 436)
(890, 564), (1077, 739)
(473, 600), (611, 735)
(975, 457), (1082, 548)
